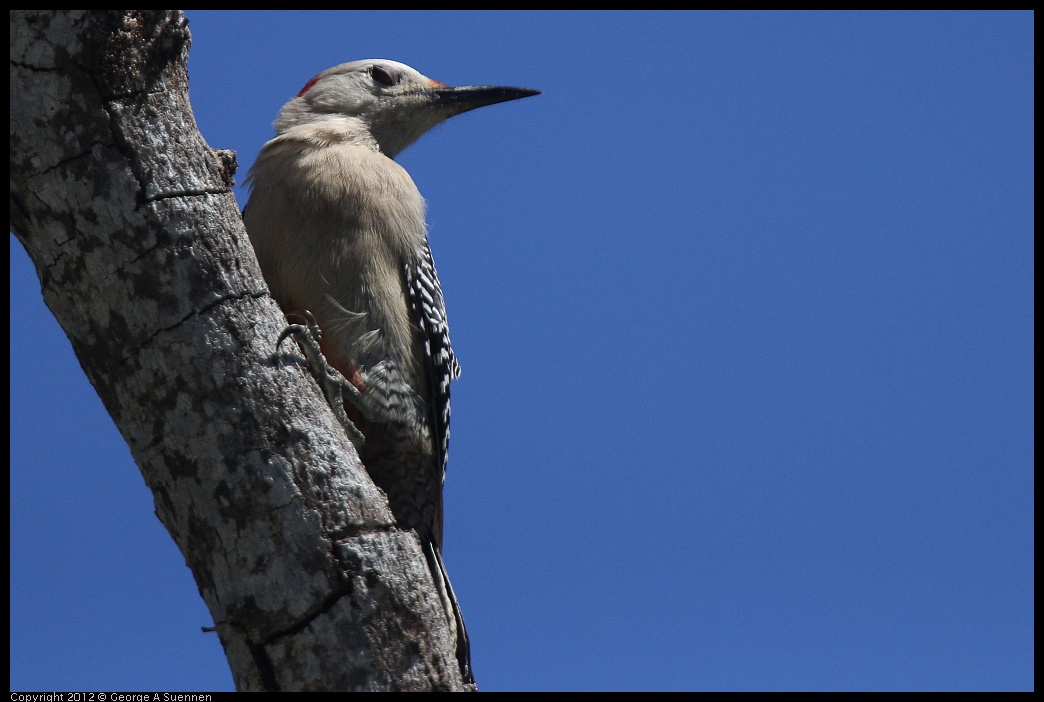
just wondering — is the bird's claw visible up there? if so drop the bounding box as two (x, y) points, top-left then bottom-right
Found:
(278, 310), (367, 452)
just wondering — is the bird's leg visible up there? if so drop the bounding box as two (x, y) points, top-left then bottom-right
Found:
(277, 309), (367, 452)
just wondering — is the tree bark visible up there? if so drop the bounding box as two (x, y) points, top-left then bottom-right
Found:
(10, 10), (471, 691)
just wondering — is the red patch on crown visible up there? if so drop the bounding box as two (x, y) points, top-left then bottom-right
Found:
(297, 74), (322, 97)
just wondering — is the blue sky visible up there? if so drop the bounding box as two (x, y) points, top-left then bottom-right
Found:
(10, 11), (1033, 692)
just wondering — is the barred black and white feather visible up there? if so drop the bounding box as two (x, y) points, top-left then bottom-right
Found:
(405, 241), (462, 485)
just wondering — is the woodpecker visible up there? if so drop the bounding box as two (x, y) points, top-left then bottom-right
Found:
(243, 59), (538, 685)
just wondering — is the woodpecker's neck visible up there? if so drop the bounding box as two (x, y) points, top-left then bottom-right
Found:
(274, 114), (381, 153)
(275, 106), (444, 159)
(368, 110), (447, 159)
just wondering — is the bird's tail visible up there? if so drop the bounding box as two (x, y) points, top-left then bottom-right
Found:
(425, 541), (473, 685)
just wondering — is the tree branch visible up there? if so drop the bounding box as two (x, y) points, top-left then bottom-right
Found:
(10, 10), (470, 691)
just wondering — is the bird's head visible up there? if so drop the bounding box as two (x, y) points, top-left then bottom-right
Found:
(274, 59), (540, 158)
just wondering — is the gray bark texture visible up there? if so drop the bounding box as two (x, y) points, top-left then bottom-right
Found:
(10, 10), (473, 691)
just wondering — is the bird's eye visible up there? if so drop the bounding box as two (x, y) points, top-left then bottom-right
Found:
(370, 65), (400, 87)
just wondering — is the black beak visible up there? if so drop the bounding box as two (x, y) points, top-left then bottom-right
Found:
(431, 85), (541, 116)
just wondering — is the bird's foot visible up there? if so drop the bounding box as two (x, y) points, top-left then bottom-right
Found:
(277, 309), (367, 452)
